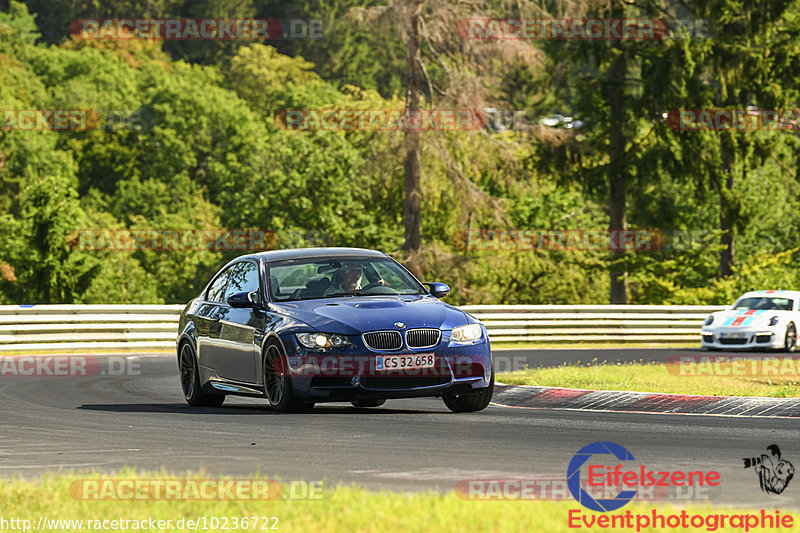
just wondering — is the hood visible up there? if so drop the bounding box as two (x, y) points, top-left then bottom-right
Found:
(270, 295), (468, 334)
(711, 308), (788, 328)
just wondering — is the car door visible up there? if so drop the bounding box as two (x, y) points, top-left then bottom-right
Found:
(195, 266), (232, 371)
(214, 261), (262, 383)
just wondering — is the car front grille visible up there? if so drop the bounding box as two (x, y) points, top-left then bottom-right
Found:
(406, 328), (441, 349)
(755, 334), (772, 344)
(362, 331), (403, 351)
(719, 337), (748, 345)
(360, 358), (451, 389)
(702, 334), (714, 343)
(360, 374), (450, 390)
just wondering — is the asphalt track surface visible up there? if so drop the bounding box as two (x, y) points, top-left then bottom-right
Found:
(1, 351), (799, 509)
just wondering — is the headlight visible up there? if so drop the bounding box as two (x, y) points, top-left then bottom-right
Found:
(769, 316), (779, 326)
(296, 333), (351, 349)
(451, 323), (483, 343)
(703, 316), (714, 326)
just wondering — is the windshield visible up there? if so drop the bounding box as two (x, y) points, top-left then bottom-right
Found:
(267, 256), (426, 301)
(733, 297), (793, 311)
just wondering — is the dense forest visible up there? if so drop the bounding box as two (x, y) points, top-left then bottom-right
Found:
(1, 0), (799, 306)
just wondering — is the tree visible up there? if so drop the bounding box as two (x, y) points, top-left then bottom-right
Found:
(674, 0), (800, 277)
(403, 0), (422, 260)
(348, 1), (541, 273)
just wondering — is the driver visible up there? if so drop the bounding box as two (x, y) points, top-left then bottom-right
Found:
(755, 298), (773, 310)
(324, 262), (386, 296)
(324, 262), (364, 295)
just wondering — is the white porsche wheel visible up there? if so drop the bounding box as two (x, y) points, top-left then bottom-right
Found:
(785, 323), (797, 353)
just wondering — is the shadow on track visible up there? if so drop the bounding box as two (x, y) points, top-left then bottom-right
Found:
(78, 403), (436, 415)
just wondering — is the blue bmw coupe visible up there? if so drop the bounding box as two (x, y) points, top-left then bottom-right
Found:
(177, 248), (494, 412)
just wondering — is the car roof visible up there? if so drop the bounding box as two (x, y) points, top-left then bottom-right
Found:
(243, 247), (389, 263)
(737, 290), (800, 299)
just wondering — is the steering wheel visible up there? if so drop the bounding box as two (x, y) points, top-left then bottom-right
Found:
(360, 282), (399, 294)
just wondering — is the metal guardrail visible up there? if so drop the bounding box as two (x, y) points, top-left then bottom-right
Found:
(460, 305), (722, 344)
(0, 305), (184, 353)
(0, 304), (721, 353)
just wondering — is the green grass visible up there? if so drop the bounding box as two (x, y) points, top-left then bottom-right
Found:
(0, 471), (790, 532)
(497, 361), (800, 397)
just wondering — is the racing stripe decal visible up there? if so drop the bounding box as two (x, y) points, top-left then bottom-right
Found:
(731, 309), (757, 327)
(724, 308), (768, 327)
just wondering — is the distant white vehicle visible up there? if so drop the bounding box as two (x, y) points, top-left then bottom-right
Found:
(701, 290), (799, 352)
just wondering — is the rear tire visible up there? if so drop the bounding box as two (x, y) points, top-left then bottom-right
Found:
(443, 369), (494, 413)
(179, 342), (225, 407)
(351, 399), (386, 408)
(785, 323), (797, 353)
(263, 340), (314, 412)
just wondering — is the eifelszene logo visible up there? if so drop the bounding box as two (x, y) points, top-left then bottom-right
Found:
(568, 442), (638, 512)
(567, 441), (721, 512)
(743, 444), (795, 495)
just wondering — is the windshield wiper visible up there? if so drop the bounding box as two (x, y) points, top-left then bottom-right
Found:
(321, 290), (402, 298)
(321, 291), (365, 298)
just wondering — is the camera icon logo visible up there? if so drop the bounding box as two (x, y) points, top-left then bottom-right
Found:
(567, 441), (637, 512)
(743, 444), (794, 495)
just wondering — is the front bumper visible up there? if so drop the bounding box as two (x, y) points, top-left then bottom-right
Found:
(279, 328), (493, 402)
(701, 326), (786, 350)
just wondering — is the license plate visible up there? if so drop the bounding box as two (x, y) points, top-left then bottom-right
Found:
(376, 354), (435, 371)
(721, 331), (746, 338)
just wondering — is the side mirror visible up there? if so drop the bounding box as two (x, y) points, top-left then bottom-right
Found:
(723, 305), (732, 312)
(423, 282), (450, 299)
(227, 291), (261, 309)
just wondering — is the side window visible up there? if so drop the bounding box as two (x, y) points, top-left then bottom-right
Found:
(224, 262), (261, 300)
(206, 267), (232, 302)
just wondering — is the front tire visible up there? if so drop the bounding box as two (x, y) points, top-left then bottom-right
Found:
(785, 323), (797, 353)
(443, 369), (494, 413)
(263, 341), (314, 412)
(179, 342), (225, 407)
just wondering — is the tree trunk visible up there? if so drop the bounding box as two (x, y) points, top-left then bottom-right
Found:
(719, 134), (734, 277)
(403, 0), (422, 261)
(608, 43), (628, 304)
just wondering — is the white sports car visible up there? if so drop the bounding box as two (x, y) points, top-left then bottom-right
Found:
(701, 290), (799, 352)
